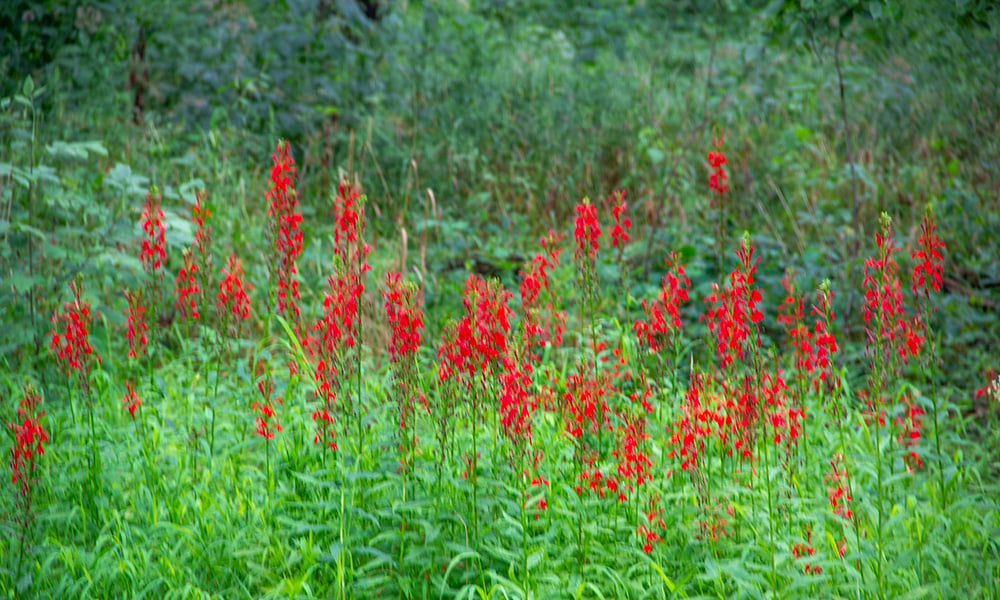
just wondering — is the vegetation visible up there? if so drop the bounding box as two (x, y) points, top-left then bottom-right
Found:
(2, 1), (999, 598)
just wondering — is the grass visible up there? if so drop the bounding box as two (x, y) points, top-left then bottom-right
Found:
(2, 2), (1000, 598)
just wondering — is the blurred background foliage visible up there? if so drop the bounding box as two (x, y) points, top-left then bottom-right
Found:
(2, 0), (998, 402)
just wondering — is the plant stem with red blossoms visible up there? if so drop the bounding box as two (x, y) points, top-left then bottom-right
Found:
(6, 384), (49, 584)
(574, 197), (602, 365)
(332, 182), (371, 469)
(253, 359), (283, 522)
(634, 250), (690, 421)
(50, 277), (102, 488)
(383, 271), (426, 570)
(608, 190), (632, 319)
(862, 212), (918, 599)
(213, 254), (254, 457)
(498, 340), (538, 595)
(778, 269), (813, 470)
(438, 274), (514, 542)
(266, 141), (304, 339)
(910, 207), (946, 506)
(140, 186), (167, 342)
(707, 135), (730, 280)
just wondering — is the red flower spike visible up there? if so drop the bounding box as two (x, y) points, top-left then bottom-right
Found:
(826, 454), (853, 521)
(122, 380), (141, 420)
(266, 141), (304, 324)
(217, 255), (253, 326)
(140, 188), (167, 276)
(175, 250), (201, 322)
(50, 280), (102, 380)
(7, 385), (49, 526)
(862, 214), (923, 368)
(707, 136), (730, 202)
(124, 287), (150, 359)
(573, 199), (601, 265)
(911, 210), (945, 299)
(253, 361), (283, 441)
(634, 251), (690, 352)
(609, 190), (631, 249)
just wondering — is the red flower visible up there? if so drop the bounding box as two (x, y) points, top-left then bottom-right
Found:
(192, 190), (212, 260)
(384, 272), (424, 361)
(638, 496), (666, 554)
(176, 190), (212, 323)
(701, 235), (762, 371)
(519, 230), (566, 359)
(267, 141), (304, 323)
(707, 136), (730, 201)
(217, 254), (253, 326)
(175, 250), (201, 322)
(612, 407), (653, 502)
(124, 287), (149, 359)
(253, 361), (283, 440)
(499, 348), (534, 445)
(634, 251), (690, 352)
(896, 394), (925, 472)
(911, 211), (945, 299)
(7, 385), (48, 523)
(811, 281), (840, 393)
(437, 275), (513, 390)
(608, 190), (631, 249)
(140, 188), (167, 276)
(50, 280), (102, 379)
(778, 270), (815, 374)
(826, 454), (853, 521)
(573, 199), (601, 265)
(791, 524), (822, 575)
(122, 380), (141, 420)
(862, 214), (922, 366)
(384, 271), (428, 468)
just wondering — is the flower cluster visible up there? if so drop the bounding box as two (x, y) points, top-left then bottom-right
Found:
(573, 198), (601, 265)
(634, 252), (690, 352)
(637, 495), (665, 554)
(826, 454), (853, 521)
(309, 182), (371, 452)
(791, 525), (822, 575)
(121, 380), (141, 420)
(141, 188), (167, 279)
(707, 136), (729, 202)
(175, 190), (212, 323)
(862, 214), (923, 368)
(438, 275), (514, 391)
(778, 270), (814, 375)
(519, 230), (566, 360)
(384, 272), (425, 362)
(499, 345), (535, 445)
(811, 280), (839, 394)
(896, 394), (925, 472)
(267, 141), (304, 324)
(175, 250), (201, 321)
(612, 405), (653, 503)
(253, 361), (283, 441)
(217, 255), (253, 326)
(384, 272), (427, 469)
(124, 287), (149, 359)
(702, 235), (763, 371)
(51, 280), (102, 387)
(608, 190), (630, 250)
(911, 211), (945, 300)
(7, 385), (49, 517)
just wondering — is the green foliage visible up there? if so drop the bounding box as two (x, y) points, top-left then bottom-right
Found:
(2, 1), (1000, 598)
